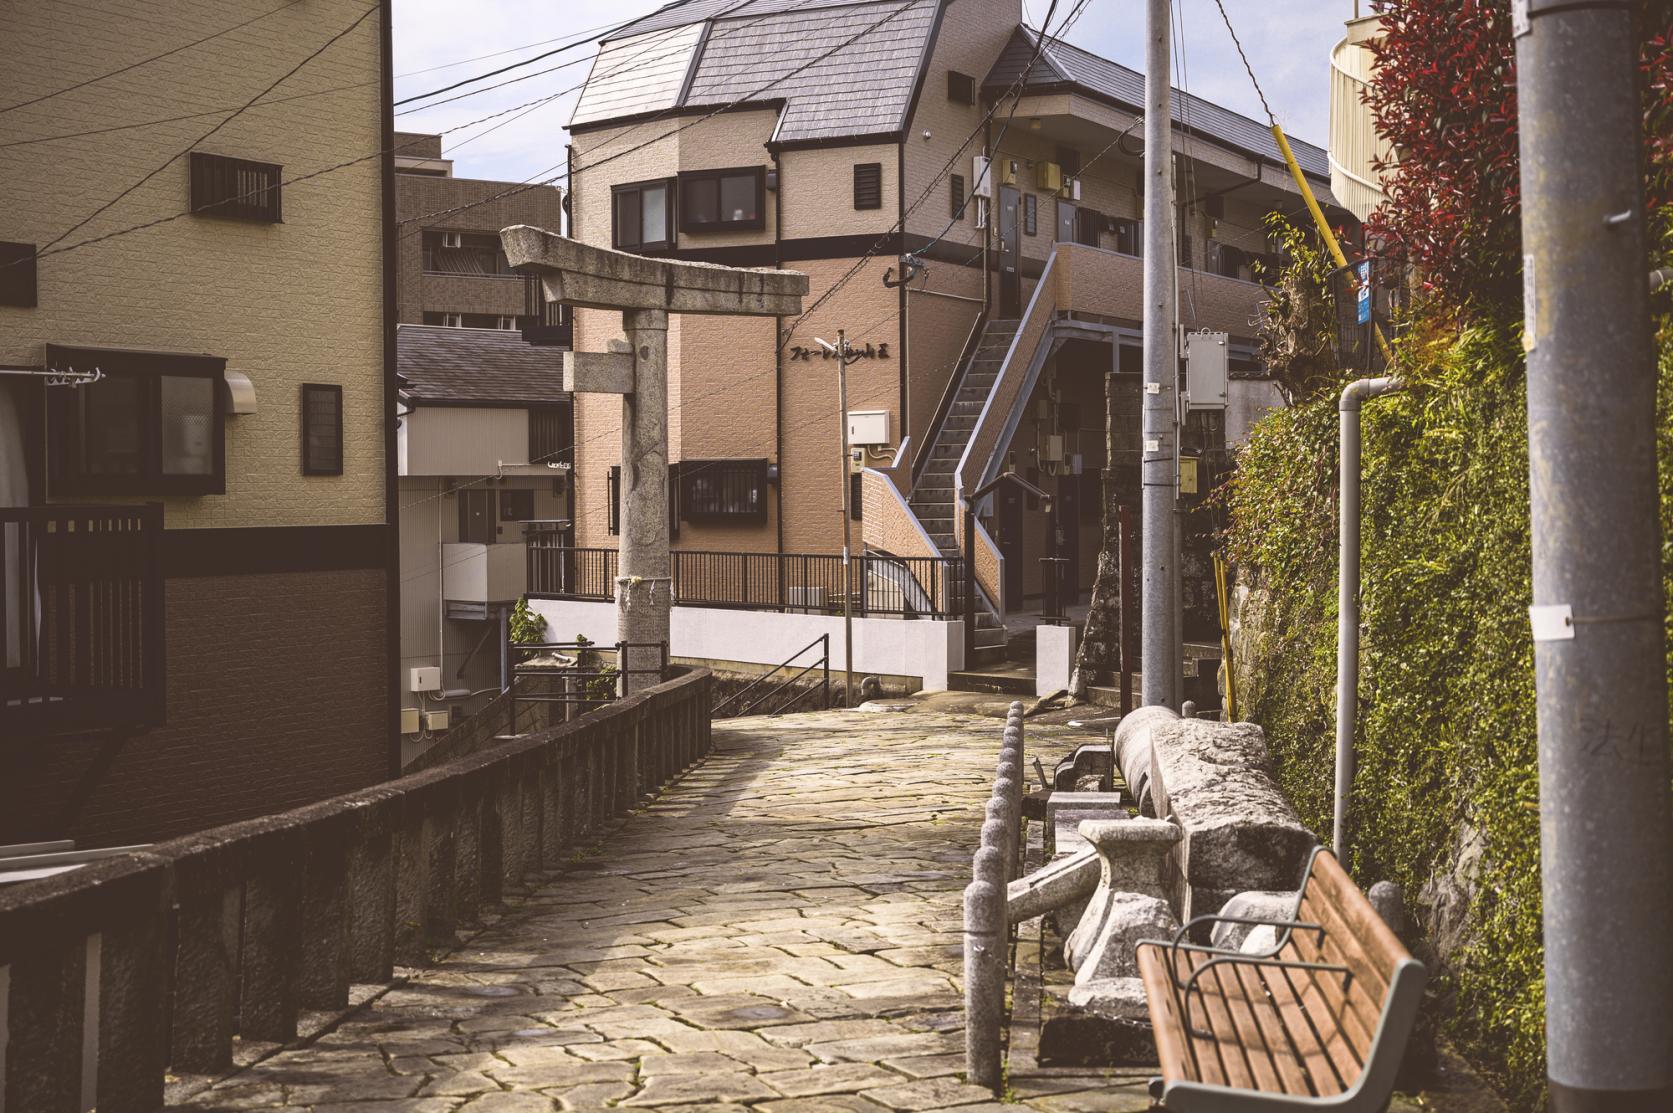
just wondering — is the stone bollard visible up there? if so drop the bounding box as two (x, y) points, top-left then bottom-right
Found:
(964, 843), (1008, 1091)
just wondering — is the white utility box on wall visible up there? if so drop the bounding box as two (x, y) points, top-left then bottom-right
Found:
(410, 666), (441, 693)
(846, 410), (891, 446)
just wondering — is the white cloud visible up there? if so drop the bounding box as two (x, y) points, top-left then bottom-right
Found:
(392, 0), (1347, 184)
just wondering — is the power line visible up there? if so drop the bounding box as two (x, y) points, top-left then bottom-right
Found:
(0, 0), (307, 116)
(394, 18), (630, 79)
(393, 1), (698, 107)
(6, 1), (786, 268)
(1208, 0), (1275, 127)
(776, 0), (1086, 346)
(34, 2), (381, 257)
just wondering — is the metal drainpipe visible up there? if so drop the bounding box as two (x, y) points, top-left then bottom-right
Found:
(1334, 375), (1398, 857)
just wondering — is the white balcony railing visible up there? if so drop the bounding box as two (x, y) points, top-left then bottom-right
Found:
(1328, 15), (1391, 223)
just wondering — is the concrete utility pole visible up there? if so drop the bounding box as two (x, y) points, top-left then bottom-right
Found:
(1514, 4), (1673, 1109)
(818, 332), (861, 706)
(502, 227), (807, 694)
(1140, 0), (1179, 708)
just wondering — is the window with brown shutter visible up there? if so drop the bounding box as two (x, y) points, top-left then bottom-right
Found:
(950, 174), (965, 220)
(947, 70), (974, 105)
(300, 383), (343, 476)
(189, 152), (282, 222)
(853, 163), (882, 210)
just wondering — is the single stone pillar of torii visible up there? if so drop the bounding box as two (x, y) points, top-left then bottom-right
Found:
(501, 226), (807, 694)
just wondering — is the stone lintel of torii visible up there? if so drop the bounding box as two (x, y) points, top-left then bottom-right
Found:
(500, 225), (808, 694)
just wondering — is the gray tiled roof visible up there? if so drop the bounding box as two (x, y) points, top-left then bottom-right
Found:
(574, 0), (936, 142)
(685, 0), (935, 142)
(398, 325), (570, 406)
(984, 26), (1332, 181)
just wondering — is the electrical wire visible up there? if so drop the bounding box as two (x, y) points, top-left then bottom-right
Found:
(34, 2), (381, 257)
(0, 0), (308, 116)
(1208, 0), (1276, 127)
(393, 1), (699, 106)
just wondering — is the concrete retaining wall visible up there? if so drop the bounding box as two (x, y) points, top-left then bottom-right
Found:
(0, 668), (713, 1113)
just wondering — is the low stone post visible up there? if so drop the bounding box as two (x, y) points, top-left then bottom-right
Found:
(963, 845), (1008, 1091)
(297, 810), (352, 1010)
(168, 833), (242, 1073)
(239, 823), (304, 1041)
(346, 794), (397, 984)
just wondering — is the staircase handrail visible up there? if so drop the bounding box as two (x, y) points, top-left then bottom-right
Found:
(911, 302), (990, 489)
(712, 633), (831, 718)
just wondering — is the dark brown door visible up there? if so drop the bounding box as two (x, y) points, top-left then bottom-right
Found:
(998, 185), (1022, 317)
(998, 484), (1025, 606)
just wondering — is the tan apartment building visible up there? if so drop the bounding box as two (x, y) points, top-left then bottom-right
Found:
(543, 0), (1350, 666)
(0, 0), (396, 845)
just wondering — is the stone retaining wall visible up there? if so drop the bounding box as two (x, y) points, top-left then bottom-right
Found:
(0, 667), (713, 1113)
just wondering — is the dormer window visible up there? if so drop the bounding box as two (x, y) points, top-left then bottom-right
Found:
(677, 167), (765, 232)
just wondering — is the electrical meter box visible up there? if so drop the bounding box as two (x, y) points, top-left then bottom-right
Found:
(410, 666), (441, 693)
(1185, 330), (1229, 410)
(846, 410), (890, 446)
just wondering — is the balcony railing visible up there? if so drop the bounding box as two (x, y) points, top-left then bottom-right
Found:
(527, 541), (966, 619)
(1, 503), (165, 734)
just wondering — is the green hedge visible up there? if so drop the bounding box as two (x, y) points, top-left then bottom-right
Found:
(1225, 320), (1673, 1111)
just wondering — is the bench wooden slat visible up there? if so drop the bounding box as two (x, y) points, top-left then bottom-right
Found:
(1138, 941), (1195, 1085)
(1180, 949), (1254, 1088)
(1228, 957), (1315, 1096)
(1284, 920), (1383, 1056)
(1201, 951), (1289, 1093)
(1259, 948), (1351, 1095)
(1274, 943), (1367, 1085)
(1307, 851), (1409, 974)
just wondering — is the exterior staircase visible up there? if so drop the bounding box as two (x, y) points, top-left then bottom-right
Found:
(910, 317), (1021, 663)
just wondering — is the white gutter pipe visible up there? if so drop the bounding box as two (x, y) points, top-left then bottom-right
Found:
(1335, 375), (1400, 857)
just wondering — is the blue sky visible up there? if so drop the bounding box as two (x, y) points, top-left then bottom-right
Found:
(392, 0), (1353, 184)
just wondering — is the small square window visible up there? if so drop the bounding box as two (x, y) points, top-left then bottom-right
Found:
(189, 151), (282, 222)
(853, 163), (882, 210)
(947, 70), (975, 105)
(679, 459), (768, 523)
(301, 383), (343, 476)
(0, 241), (37, 307)
(499, 488), (535, 521)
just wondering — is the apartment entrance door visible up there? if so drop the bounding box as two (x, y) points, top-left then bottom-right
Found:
(997, 482), (1025, 607)
(998, 185), (1022, 317)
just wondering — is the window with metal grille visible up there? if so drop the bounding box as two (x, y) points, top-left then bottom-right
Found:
(947, 70), (974, 105)
(300, 383), (342, 476)
(0, 242), (36, 307)
(1023, 194), (1037, 236)
(189, 151), (282, 222)
(853, 163), (882, 210)
(679, 459), (767, 522)
(950, 174), (965, 220)
(529, 404), (572, 466)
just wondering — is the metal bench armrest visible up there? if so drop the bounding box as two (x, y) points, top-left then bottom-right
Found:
(1165, 915), (1327, 973)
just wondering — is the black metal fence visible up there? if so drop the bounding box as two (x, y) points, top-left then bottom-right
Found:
(1329, 254), (1407, 374)
(1, 503), (165, 735)
(508, 639), (668, 719)
(527, 543), (965, 620)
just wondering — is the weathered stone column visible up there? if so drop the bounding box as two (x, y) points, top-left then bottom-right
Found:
(619, 308), (671, 694)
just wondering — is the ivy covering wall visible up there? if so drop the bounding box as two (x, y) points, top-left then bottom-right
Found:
(1225, 260), (1673, 1112)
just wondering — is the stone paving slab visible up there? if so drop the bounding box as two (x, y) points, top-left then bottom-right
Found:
(168, 710), (1133, 1113)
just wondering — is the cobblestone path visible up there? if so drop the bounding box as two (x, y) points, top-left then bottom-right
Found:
(171, 710), (1144, 1113)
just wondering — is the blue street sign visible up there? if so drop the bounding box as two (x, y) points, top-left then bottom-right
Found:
(1355, 260), (1372, 325)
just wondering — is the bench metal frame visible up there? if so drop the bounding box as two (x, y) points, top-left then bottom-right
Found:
(1137, 846), (1428, 1113)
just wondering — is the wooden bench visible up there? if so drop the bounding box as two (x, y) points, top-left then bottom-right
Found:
(1135, 847), (1426, 1112)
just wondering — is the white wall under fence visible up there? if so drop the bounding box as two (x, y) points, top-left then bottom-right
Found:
(528, 599), (964, 693)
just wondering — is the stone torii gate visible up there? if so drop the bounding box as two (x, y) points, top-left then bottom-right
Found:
(501, 226), (807, 693)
